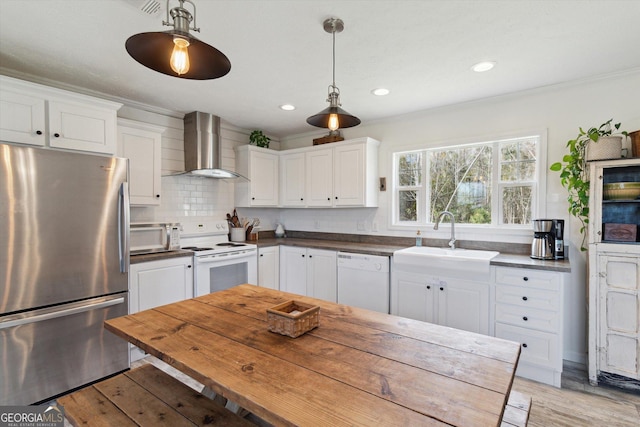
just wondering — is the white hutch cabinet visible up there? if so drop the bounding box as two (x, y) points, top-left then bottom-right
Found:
(588, 158), (640, 390)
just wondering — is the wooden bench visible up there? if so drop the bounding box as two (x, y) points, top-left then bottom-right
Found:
(58, 364), (255, 426)
(501, 390), (532, 427)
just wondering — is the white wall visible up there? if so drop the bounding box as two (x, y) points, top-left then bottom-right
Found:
(273, 69), (640, 364)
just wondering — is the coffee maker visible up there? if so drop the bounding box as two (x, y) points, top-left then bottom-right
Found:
(531, 219), (565, 260)
(531, 220), (554, 259)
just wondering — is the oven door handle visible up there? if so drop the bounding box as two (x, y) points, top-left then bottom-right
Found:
(197, 251), (256, 264)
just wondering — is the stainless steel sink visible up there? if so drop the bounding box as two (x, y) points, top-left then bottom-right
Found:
(393, 246), (499, 279)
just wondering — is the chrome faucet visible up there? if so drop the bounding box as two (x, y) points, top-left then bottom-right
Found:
(434, 211), (456, 250)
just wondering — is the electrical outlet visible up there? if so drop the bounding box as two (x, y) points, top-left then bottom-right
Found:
(357, 221), (365, 231)
(379, 177), (386, 191)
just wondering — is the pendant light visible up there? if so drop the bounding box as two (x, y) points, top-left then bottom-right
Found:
(306, 18), (361, 132)
(125, 0), (231, 80)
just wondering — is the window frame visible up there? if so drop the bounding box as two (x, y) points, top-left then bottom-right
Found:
(391, 130), (547, 236)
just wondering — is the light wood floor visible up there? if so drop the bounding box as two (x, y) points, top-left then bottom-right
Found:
(514, 362), (640, 426)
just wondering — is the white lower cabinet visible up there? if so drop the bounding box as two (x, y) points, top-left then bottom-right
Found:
(279, 246), (337, 301)
(391, 271), (489, 335)
(589, 247), (640, 385)
(129, 256), (194, 361)
(494, 266), (565, 387)
(258, 246), (279, 290)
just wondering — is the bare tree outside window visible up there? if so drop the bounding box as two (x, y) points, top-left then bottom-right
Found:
(394, 135), (539, 227)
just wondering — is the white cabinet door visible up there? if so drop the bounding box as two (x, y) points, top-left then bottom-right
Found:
(307, 249), (337, 302)
(48, 101), (117, 154)
(0, 89), (46, 146)
(235, 146), (279, 207)
(306, 148), (333, 207)
(596, 252), (640, 380)
(129, 256), (193, 361)
(117, 120), (164, 206)
(280, 152), (306, 207)
(393, 273), (434, 323)
(439, 278), (489, 335)
(279, 246), (307, 295)
(333, 143), (365, 206)
(258, 246), (280, 290)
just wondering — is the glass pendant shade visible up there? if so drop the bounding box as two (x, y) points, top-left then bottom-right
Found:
(125, 0), (230, 80)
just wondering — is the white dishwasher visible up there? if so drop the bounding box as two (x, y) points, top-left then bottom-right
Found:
(337, 252), (390, 313)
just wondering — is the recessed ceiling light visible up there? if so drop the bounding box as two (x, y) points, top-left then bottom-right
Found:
(371, 88), (390, 96)
(471, 61), (496, 72)
(280, 104), (296, 111)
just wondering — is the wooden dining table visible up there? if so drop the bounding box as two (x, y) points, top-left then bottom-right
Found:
(105, 284), (521, 426)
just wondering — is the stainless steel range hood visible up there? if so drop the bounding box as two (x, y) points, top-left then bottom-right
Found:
(181, 111), (244, 179)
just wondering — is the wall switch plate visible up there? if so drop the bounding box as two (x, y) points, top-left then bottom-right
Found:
(379, 177), (386, 191)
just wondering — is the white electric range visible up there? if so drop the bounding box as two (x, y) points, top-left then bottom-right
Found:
(181, 221), (257, 297)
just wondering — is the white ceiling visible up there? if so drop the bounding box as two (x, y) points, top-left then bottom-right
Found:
(1, 0), (639, 138)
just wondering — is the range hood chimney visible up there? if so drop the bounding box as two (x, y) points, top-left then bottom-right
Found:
(182, 112), (244, 178)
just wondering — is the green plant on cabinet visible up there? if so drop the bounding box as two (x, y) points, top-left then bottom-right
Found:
(550, 119), (627, 251)
(249, 130), (271, 148)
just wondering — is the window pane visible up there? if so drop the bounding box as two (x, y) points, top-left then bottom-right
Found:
(519, 161), (536, 180)
(428, 145), (492, 224)
(399, 190), (418, 221)
(500, 139), (538, 182)
(398, 153), (422, 187)
(503, 186), (532, 224)
(501, 162), (517, 181)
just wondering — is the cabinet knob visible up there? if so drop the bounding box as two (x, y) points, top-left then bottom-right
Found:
(309, 255), (312, 258)
(300, 198), (304, 201)
(439, 286), (444, 291)
(251, 197), (255, 200)
(522, 296), (528, 301)
(302, 254), (305, 257)
(523, 277), (529, 282)
(36, 130), (43, 135)
(426, 285), (431, 290)
(327, 197), (330, 201)
(522, 343), (528, 348)
(335, 196), (338, 199)
(53, 133), (60, 138)
(187, 265), (192, 268)
(523, 316), (528, 321)
(260, 254), (263, 257)
(156, 194), (160, 198)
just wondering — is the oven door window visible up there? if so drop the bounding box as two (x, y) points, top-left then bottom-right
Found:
(208, 262), (249, 292)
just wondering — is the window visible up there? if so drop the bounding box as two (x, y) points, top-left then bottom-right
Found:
(393, 134), (542, 228)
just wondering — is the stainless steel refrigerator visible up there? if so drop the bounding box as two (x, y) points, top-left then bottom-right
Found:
(0, 143), (130, 405)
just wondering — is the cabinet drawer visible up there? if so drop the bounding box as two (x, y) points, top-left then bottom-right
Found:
(495, 322), (561, 368)
(496, 303), (559, 333)
(495, 284), (559, 311)
(495, 267), (559, 291)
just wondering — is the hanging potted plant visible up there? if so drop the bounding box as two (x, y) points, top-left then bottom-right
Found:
(249, 130), (271, 148)
(550, 119), (627, 251)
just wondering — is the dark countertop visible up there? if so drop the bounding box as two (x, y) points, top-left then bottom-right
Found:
(255, 237), (572, 273)
(130, 249), (193, 264)
(129, 238), (571, 273)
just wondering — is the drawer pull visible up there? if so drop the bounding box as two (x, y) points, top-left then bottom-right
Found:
(439, 286), (444, 291)
(522, 343), (528, 348)
(523, 316), (528, 321)
(523, 277), (529, 281)
(522, 296), (528, 301)
(426, 285), (431, 290)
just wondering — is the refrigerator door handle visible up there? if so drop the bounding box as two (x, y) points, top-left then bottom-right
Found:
(0, 295), (125, 330)
(119, 182), (130, 273)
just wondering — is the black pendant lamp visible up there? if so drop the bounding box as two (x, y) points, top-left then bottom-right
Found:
(306, 18), (361, 132)
(126, 0), (230, 80)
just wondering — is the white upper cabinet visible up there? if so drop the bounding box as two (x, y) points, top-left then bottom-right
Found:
(117, 119), (164, 206)
(235, 145), (279, 207)
(306, 147), (334, 207)
(0, 75), (121, 154)
(280, 151), (306, 207)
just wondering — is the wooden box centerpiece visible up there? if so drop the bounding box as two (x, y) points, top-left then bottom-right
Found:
(267, 300), (320, 338)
